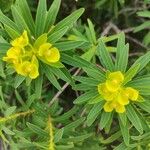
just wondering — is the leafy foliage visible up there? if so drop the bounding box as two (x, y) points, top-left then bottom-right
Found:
(0, 0), (150, 150)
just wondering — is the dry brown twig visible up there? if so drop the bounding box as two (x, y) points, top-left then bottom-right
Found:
(48, 68), (81, 107)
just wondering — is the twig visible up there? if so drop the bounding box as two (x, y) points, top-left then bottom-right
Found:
(101, 23), (112, 36)
(48, 68), (81, 107)
(126, 35), (148, 49)
(129, 52), (144, 57)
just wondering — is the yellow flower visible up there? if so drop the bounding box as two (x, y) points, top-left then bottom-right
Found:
(97, 71), (139, 113)
(98, 83), (116, 101)
(15, 56), (39, 79)
(2, 47), (23, 64)
(124, 87), (139, 101)
(106, 71), (124, 92)
(116, 89), (129, 105)
(11, 30), (29, 48)
(104, 101), (125, 113)
(38, 43), (60, 63)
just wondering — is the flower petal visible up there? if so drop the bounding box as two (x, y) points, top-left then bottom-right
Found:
(104, 102), (114, 112)
(125, 87), (139, 101)
(46, 47), (60, 63)
(115, 104), (125, 113)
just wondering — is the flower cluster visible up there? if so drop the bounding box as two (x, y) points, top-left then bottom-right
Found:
(3, 31), (60, 79)
(98, 71), (139, 113)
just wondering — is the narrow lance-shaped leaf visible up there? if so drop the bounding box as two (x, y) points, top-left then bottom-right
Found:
(42, 64), (61, 90)
(50, 8), (84, 33)
(74, 90), (99, 104)
(16, 0), (35, 35)
(115, 32), (125, 69)
(130, 51), (150, 72)
(11, 5), (30, 33)
(87, 19), (97, 44)
(0, 10), (19, 32)
(126, 105), (143, 134)
(48, 26), (68, 43)
(86, 101), (104, 126)
(35, 0), (47, 37)
(98, 40), (114, 71)
(44, 0), (61, 32)
(116, 43), (129, 73)
(118, 117), (130, 146)
(99, 111), (112, 129)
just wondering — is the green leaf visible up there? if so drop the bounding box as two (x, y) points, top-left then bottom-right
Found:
(54, 128), (64, 143)
(73, 83), (94, 91)
(0, 43), (11, 55)
(123, 64), (140, 85)
(127, 76), (150, 95)
(34, 33), (47, 49)
(86, 101), (104, 126)
(99, 111), (112, 129)
(137, 11), (150, 18)
(64, 117), (85, 133)
(143, 31), (150, 46)
(50, 8), (84, 33)
(16, 0), (35, 35)
(4, 106), (16, 117)
(101, 131), (121, 144)
(11, 5), (30, 33)
(88, 95), (103, 104)
(54, 41), (85, 51)
(87, 19), (96, 44)
(136, 100), (150, 113)
(131, 51), (150, 73)
(60, 133), (92, 143)
(42, 64), (61, 90)
(101, 34), (119, 43)
(115, 32), (125, 69)
(134, 21), (150, 32)
(44, 0), (61, 32)
(34, 75), (43, 99)
(50, 67), (72, 83)
(43, 61), (64, 68)
(4, 24), (20, 39)
(116, 44), (129, 72)
(126, 105), (143, 134)
(54, 106), (79, 122)
(48, 26), (68, 43)
(0, 10), (19, 32)
(118, 113), (127, 126)
(73, 76), (100, 86)
(83, 67), (105, 81)
(35, 0), (47, 37)
(81, 46), (96, 61)
(73, 90), (98, 104)
(61, 53), (93, 68)
(98, 40), (114, 71)
(27, 122), (48, 136)
(119, 118), (130, 146)
(2, 126), (15, 135)
(0, 60), (6, 78)
(14, 75), (25, 88)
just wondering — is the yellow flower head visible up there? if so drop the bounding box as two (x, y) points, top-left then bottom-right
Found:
(98, 83), (116, 101)
(2, 47), (24, 64)
(15, 56), (39, 79)
(98, 71), (139, 113)
(3, 32), (62, 79)
(11, 30), (29, 48)
(106, 71), (124, 92)
(124, 87), (139, 101)
(104, 101), (125, 113)
(38, 43), (60, 63)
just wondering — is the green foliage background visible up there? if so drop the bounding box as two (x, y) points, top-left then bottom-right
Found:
(0, 0), (150, 150)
